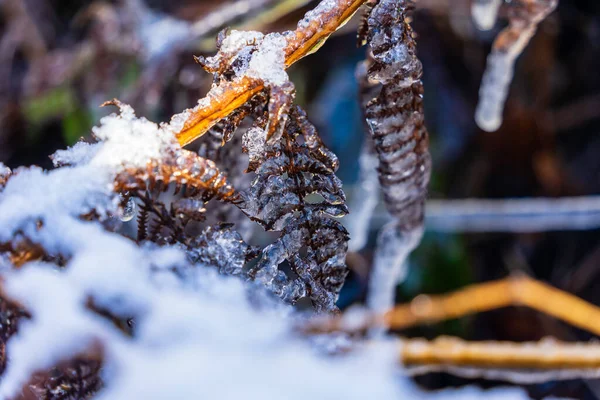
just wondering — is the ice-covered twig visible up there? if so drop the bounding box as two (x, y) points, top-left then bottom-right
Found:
(475, 0), (558, 132)
(364, 196), (600, 232)
(425, 196), (600, 232)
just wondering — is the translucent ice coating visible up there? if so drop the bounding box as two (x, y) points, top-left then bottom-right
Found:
(475, 0), (558, 132)
(472, 0), (503, 31)
(362, 0), (431, 314)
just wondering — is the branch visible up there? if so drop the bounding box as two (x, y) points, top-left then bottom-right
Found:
(401, 336), (600, 383)
(425, 196), (600, 232)
(402, 336), (600, 370)
(303, 275), (600, 337)
(385, 275), (600, 335)
(175, 0), (368, 147)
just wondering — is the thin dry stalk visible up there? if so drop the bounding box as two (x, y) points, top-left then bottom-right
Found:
(383, 275), (600, 335)
(304, 275), (600, 337)
(401, 336), (600, 369)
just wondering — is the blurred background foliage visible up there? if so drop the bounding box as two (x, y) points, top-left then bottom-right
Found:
(2, 0), (600, 397)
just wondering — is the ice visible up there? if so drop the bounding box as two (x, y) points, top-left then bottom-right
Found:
(246, 33), (289, 86)
(475, 34), (532, 132)
(242, 126), (267, 164)
(474, 0), (558, 132)
(119, 197), (137, 222)
(368, 223), (424, 315)
(472, 0), (503, 31)
(347, 144), (380, 252)
(219, 30), (265, 54)
(297, 0), (338, 29)
(0, 71), (533, 400)
(187, 226), (255, 276)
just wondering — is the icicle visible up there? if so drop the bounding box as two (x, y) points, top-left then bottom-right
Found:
(347, 143), (380, 252)
(368, 222), (423, 314)
(475, 0), (558, 132)
(472, 0), (503, 31)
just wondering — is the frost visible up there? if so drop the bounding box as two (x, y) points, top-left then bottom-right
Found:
(297, 0), (338, 29)
(91, 104), (178, 169)
(51, 141), (100, 167)
(246, 33), (288, 86)
(472, 0), (503, 31)
(219, 30), (265, 55)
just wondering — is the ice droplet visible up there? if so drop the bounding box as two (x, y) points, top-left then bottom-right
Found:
(119, 197), (137, 222)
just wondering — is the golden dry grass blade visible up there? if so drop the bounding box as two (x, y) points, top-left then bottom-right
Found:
(176, 0), (368, 147)
(302, 275), (600, 338)
(383, 275), (600, 336)
(401, 336), (600, 370)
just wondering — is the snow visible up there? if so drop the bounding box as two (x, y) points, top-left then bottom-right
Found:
(246, 33), (288, 86)
(91, 102), (178, 169)
(298, 0), (338, 29)
(0, 106), (530, 400)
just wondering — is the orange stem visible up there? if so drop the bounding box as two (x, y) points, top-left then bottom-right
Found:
(176, 0), (367, 147)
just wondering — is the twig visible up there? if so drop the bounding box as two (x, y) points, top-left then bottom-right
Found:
(384, 275), (600, 335)
(402, 336), (600, 369)
(425, 196), (600, 232)
(402, 336), (600, 382)
(175, 0), (368, 147)
(304, 275), (600, 337)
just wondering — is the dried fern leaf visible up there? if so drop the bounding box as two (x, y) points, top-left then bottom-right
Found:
(240, 107), (348, 312)
(114, 149), (237, 202)
(361, 0), (431, 313)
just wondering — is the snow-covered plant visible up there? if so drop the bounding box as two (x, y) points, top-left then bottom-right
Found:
(0, 0), (566, 398)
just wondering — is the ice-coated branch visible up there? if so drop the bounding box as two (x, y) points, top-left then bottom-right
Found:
(174, 0), (369, 147)
(475, 0), (558, 132)
(426, 196), (600, 232)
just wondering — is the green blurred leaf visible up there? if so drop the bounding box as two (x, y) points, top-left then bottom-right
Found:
(62, 108), (93, 145)
(23, 86), (77, 127)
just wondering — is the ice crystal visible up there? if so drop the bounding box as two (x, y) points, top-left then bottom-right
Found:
(472, 0), (503, 31)
(298, 0), (338, 29)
